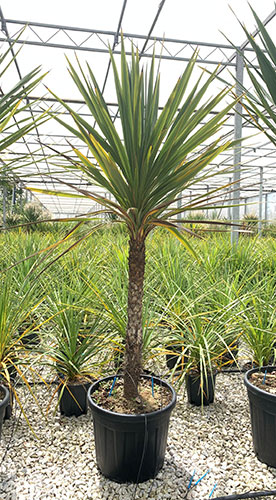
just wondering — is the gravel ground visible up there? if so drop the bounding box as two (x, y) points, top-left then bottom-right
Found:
(0, 373), (276, 500)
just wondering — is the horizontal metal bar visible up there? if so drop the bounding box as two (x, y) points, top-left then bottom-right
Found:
(0, 36), (237, 65)
(3, 18), (241, 50)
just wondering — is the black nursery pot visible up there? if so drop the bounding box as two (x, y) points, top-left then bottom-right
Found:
(219, 340), (239, 366)
(166, 344), (189, 372)
(21, 331), (40, 349)
(244, 365), (276, 468)
(0, 365), (17, 420)
(4, 385), (14, 420)
(186, 371), (217, 406)
(87, 374), (176, 483)
(58, 380), (92, 417)
(0, 385), (10, 437)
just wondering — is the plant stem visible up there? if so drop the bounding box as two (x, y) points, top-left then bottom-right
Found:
(124, 236), (145, 400)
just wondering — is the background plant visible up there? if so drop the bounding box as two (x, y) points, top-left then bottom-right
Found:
(2, 230), (276, 375)
(233, 7), (276, 147)
(43, 271), (110, 385)
(0, 270), (46, 422)
(238, 275), (276, 367)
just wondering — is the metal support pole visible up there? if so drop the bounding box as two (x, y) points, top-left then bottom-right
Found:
(244, 197), (247, 216)
(228, 177), (232, 220)
(231, 49), (244, 245)
(19, 185), (23, 208)
(258, 167), (263, 237)
(2, 185), (7, 226)
(264, 193), (268, 226)
(12, 184), (16, 212)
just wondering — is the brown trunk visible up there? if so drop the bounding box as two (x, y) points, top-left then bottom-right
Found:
(123, 236), (145, 400)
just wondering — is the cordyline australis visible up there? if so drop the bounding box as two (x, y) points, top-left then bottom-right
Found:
(31, 38), (239, 400)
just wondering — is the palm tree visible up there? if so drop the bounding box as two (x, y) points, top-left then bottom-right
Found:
(41, 41), (238, 399)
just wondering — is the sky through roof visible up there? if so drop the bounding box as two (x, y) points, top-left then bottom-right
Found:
(0, 0), (276, 217)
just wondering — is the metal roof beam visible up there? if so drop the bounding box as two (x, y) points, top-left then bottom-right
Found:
(2, 18), (238, 50)
(0, 35), (237, 66)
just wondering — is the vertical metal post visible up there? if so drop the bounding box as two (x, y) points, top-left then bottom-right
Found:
(2, 185), (7, 226)
(244, 197), (247, 216)
(228, 177), (232, 220)
(12, 184), (16, 212)
(264, 193), (268, 225)
(258, 167), (263, 237)
(20, 184), (23, 208)
(231, 49), (244, 245)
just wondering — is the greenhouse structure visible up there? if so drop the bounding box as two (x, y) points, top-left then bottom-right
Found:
(1, 1), (276, 499)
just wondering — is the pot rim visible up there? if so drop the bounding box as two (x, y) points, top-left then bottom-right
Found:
(56, 372), (94, 385)
(87, 374), (176, 419)
(186, 369), (218, 377)
(0, 384), (10, 409)
(244, 365), (276, 400)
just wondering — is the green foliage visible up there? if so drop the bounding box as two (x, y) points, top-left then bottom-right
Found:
(263, 222), (276, 239)
(0, 29), (47, 173)
(1, 202), (52, 232)
(235, 7), (276, 146)
(0, 269), (46, 424)
(0, 271), (43, 371)
(241, 213), (258, 235)
(1, 229), (276, 395)
(238, 275), (276, 367)
(16, 202), (54, 234)
(1, 212), (21, 229)
(44, 273), (109, 382)
(38, 38), (240, 250)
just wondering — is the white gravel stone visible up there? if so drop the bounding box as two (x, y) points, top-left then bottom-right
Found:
(0, 373), (276, 499)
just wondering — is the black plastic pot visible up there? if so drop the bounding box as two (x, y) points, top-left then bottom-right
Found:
(0, 365), (17, 420)
(21, 331), (40, 349)
(88, 374), (176, 483)
(4, 385), (14, 420)
(58, 380), (92, 417)
(219, 340), (239, 366)
(244, 365), (276, 467)
(186, 371), (217, 406)
(166, 344), (188, 372)
(0, 385), (10, 437)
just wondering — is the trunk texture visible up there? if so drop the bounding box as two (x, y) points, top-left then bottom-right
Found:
(124, 237), (145, 400)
